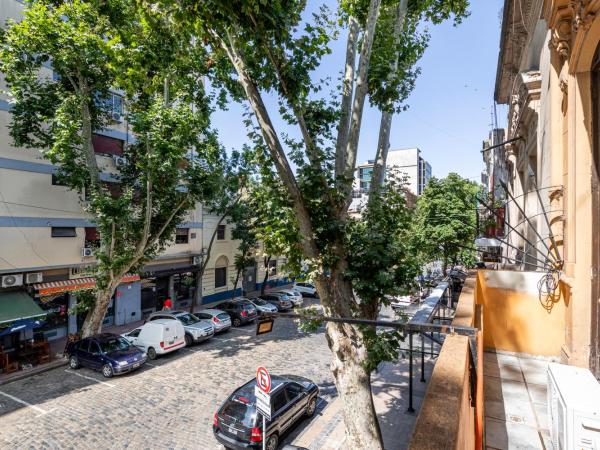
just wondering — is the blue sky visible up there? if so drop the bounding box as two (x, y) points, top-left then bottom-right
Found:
(210, 1), (506, 182)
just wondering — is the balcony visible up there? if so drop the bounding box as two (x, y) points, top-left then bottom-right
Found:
(410, 269), (570, 450)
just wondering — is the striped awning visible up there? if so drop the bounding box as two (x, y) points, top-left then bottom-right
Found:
(33, 274), (140, 296)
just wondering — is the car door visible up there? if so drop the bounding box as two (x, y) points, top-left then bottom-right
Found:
(271, 387), (298, 433)
(284, 382), (307, 424)
(125, 328), (141, 347)
(87, 340), (103, 370)
(76, 339), (93, 368)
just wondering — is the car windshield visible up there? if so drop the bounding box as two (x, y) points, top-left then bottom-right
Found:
(217, 313), (230, 321)
(176, 313), (200, 325)
(253, 299), (267, 306)
(100, 337), (131, 354)
(221, 398), (256, 427)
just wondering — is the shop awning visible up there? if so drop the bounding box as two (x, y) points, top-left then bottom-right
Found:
(0, 318), (46, 337)
(33, 274), (140, 296)
(0, 291), (46, 325)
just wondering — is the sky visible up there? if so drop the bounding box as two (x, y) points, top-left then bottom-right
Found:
(210, 1), (507, 183)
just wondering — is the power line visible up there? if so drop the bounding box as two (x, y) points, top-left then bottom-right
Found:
(0, 199), (83, 215)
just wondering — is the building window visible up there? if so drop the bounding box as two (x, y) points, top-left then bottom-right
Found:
(217, 224), (226, 240)
(215, 267), (227, 288)
(92, 133), (124, 156)
(85, 227), (100, 247)
(268, 259), (277, 276)
(51, 227), (76, 237)
(175, 228), (189, 244)
(51, 174), (67, 186)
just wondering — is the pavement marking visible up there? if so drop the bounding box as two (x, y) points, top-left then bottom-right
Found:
(64, 369), (115, 388)
(0, 390), (49, 416)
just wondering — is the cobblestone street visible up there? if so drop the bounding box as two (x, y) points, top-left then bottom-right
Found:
(0, 302), (336, 450)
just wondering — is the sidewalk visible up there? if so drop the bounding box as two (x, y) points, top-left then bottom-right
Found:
(292, 357), (436, 450)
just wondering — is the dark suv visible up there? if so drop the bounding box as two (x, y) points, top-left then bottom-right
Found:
(259, 293), (292, 311)
(213, 375), (318, 450)
(217, 299), (258, 327)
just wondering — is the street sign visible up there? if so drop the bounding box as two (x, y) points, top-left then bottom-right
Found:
(256, 318), (274, 336)
(254, 386), (271, 421)
(256, 366), (271, 394)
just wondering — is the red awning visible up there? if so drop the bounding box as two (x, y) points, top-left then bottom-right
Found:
(34, 274), (140, 296)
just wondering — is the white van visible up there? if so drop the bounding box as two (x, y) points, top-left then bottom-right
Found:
(122, 319), (185, 360)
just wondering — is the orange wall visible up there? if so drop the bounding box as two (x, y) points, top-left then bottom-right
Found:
(476, 270), (566, 356)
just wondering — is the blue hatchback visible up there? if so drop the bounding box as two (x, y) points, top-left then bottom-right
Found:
(66, 333), (147, 378)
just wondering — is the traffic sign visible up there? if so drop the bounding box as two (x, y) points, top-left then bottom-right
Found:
(256, 366), (271, 394)
(254, 386), (271, 421)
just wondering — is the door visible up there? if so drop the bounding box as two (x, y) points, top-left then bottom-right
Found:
(87, 341), (103, 370)
(242, 264), (257, 294)
(271, 389), (295, 432)
(284, 382), (307, 424)
(77, 339), (94, 369)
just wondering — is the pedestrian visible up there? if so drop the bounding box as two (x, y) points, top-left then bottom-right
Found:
(162, 297), (173, 311)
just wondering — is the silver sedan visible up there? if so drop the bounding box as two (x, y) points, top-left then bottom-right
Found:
(195, 309), (232, 333)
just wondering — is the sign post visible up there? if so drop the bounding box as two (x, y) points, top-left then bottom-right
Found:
(255, 366), (271, 450)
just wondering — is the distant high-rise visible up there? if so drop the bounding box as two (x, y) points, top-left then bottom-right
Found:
(354, 148), (432, 196)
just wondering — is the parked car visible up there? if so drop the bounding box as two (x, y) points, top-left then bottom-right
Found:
(147, 310), (214, 346)
(195, 309), (232, 333)
(65, 333), (147, 378)
(217, 299), (258, 327)
(248, 298), (278, 316)
(293, 282), (318, 298)
(260, 293), (293, 311)
(122, 319), (185, 359)
(213, 374), (319, 450)
(272, 288), (303, 307)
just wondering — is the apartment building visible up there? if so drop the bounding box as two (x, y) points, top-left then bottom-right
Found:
(0, 0), (288, 346)
(354, 148), (432, 196)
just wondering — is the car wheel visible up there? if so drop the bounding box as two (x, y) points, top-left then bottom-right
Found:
(184, 334), (193, 347)
(306, 397), (317, 417)
(68, 355), (80, 369)
(232, 317), (241, 327)
(101, 364), (113, 378)
(265, 433), (279, 450)
(147, 347), (157, 360)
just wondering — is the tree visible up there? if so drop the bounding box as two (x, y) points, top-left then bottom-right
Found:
(146, 1), (469, 447)
(0, 0), (221, 336)
(413, 173), (480, 274)
(189, 150), (251, 311)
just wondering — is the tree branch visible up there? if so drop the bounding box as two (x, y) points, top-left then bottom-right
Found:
(210, 28), (319, 259)
(133, 176), (153, 261)
(341, 0), (382, 205)
(335, 16), (359, 181)
(369, 0), (408, 199)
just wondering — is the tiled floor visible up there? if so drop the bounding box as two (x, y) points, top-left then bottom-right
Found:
(484, 351), (554, 449)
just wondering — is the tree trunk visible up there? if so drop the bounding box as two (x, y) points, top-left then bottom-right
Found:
(192, 269), (203, 313)
(80, 287), (114, 337)
(260, 256), (271, 295)
(231, 268), (241, 300)
(320, 273), (384, 450)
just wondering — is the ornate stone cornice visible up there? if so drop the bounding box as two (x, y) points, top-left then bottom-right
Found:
(571, 0), (596, 32)
(550, 15), (573, 58)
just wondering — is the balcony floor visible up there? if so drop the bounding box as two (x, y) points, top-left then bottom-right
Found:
(484, 351), (554, 449)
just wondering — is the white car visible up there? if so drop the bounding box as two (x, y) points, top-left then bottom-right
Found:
(273, 288), (303, 306)
(248, 298), (278, 315)
(122, 319), (185, 360)
(293, 282), (318, 298)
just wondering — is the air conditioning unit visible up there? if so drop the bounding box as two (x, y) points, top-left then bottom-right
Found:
(547, 363), (600, 449)
(82, 247), (94, 257)
(192, 256), (202, 266)
(25, 272), (43, 284)
(1, 274), (24, 288)
(111, 112), (122, 122)
(113, 155), (127, 167)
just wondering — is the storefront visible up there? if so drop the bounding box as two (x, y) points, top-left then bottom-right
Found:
(141, 261), (200, 314)
(0, 290), (50, 375)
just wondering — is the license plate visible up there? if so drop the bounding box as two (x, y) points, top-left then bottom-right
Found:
(133, 363), (140, 368)
(168, 340), (174, 345)
(227, 427), (237, 435)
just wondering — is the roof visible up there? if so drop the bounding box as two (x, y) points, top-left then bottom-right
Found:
(0, 291), (46, 325)
(200, 308), (226, 315)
